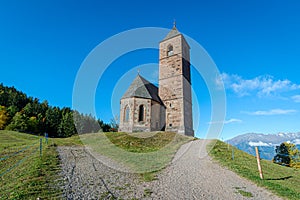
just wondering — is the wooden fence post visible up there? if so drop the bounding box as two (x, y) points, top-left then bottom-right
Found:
(255, 147), (264, 179)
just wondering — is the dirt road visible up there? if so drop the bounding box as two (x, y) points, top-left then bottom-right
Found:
(58, 140), (282, 199)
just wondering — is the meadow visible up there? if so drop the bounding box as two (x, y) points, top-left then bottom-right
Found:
(0, 130), (82, 199)
(1, 130), (299, 199)
(0, 130), (192, 198)
(208, 140), (300, 200)
(81, 132), (194, 180)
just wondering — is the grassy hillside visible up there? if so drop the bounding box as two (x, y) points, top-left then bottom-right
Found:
(0, 130), (59, 199)
(208, 140), (300, 200)
(0, 130), (82, 199)
(0, 130), (193, 198)
(81, 132), (194, 175)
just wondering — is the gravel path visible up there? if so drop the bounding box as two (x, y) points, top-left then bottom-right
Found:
(58, 140), (282, 199)
(57, 146), (145, 199)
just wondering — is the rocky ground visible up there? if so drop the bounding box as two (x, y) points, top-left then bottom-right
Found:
(57, 140), (282, 199)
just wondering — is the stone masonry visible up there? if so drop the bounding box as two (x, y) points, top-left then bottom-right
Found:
(119, 25), (194, 136)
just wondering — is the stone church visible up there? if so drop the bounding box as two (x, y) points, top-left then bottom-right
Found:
(118, 25), (194, 136)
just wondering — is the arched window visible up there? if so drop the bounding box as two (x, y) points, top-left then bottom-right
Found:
(167, 45), (173, 56)
(138, 105), (144, 122)
(124, 106), (130, 122)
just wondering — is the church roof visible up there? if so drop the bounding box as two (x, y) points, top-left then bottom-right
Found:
(121, 74), (162, 104)
(162, 25), (181, 41)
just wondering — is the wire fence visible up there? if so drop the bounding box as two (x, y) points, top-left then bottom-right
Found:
(0, 138), (43, 178)
(0, 141), (39, 162)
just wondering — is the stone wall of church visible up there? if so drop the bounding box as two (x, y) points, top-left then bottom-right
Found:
(131, 98), (151, 132)
(183, 99), (194, 136)
(119, 28), (193, 136)
(119, 98), (134, 132)
(182, 76), (194, 135)
(159, 55), (184, 80)
(119, 97), (150, 132)
(159, 76), (183, 100)
(150, 101), (165, 131)
(159, 33), (194, 136)
(159, 104), (166, 131)
(119, 97), (165, 133)
(159, 33), (190, 59)
(159, 35), (190, 81)
(163, 98), (183, 132)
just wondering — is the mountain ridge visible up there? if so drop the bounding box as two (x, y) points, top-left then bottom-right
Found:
(226, 132), (300, 160)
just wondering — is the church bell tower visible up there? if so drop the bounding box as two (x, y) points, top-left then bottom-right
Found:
(158, 24), (194, 136)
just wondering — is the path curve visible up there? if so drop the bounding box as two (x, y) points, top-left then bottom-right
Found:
(145, 140), (282, 199)
(58, 140), (282, 199)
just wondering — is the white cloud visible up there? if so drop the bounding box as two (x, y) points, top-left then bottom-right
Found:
(293, 139), (300, 145)
(292, 95), (300, 103)
(249, 141), (270, 147)
(217, 73), (300, 97)
(244, 109), (297, 116)
(224, 118), (242, 124)
(208, 118), (242, 125)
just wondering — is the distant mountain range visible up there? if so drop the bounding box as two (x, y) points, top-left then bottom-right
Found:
(226, 132), (300, 160)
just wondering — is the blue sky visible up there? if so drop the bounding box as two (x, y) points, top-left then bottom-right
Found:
(0, 0), (300, 140)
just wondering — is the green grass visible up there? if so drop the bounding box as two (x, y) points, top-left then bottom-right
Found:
(81, 131), (194, 176)
(0, 130), (193, 198)
(141, 171), (158, 182)
(105, 131), (184, 153)
(234, 187), (253, 197)
(51, 134), (83, 146)
(0, 130), (83, 199)
(0, 130), (38, 153)
(0, 130), (62, 199)
(208, 140), (300, 200)
(237, 189), (253, 197)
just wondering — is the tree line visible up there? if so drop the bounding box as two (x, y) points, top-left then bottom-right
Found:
(0, 83), (117, 137)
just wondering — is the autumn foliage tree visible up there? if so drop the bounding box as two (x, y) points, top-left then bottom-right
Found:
(273, 142), (300, 168)
(285, 142), (300, 168)
(0, 105), (9, 129)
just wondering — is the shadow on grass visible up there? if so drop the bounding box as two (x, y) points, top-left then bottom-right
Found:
(266, 176), (293, 181)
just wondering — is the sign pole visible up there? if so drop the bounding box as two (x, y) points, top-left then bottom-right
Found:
(40, 138), (42, 158)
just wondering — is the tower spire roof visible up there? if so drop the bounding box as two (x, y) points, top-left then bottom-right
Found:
(162, 22), (181, 41)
